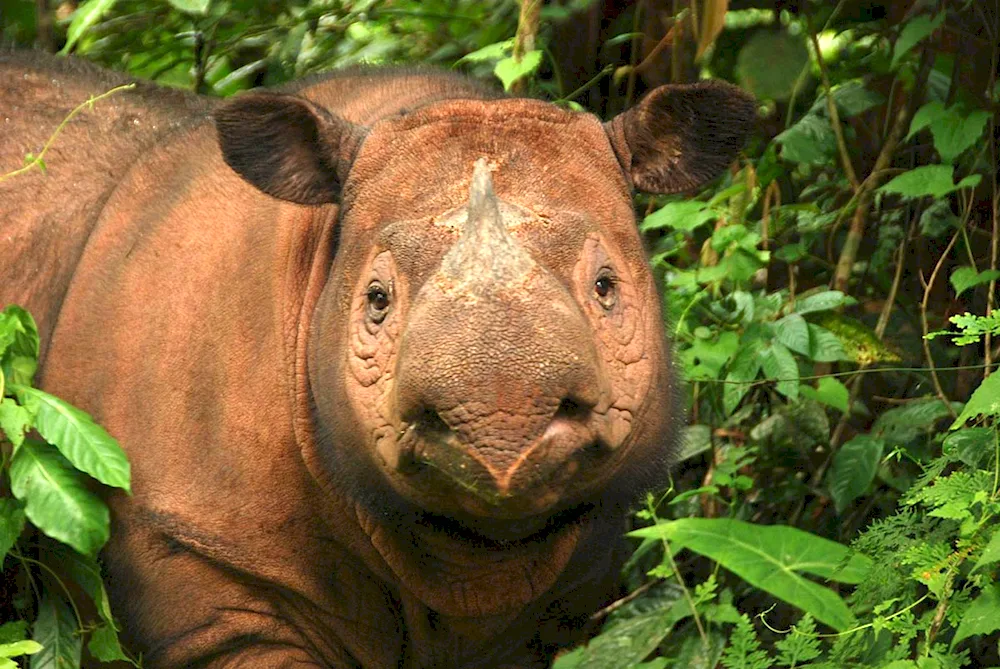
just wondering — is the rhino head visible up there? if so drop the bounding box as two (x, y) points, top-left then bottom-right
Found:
(214, 78), (754, 539)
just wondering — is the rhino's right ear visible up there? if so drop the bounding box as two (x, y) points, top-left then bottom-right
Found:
(214, 92), (365, 205)
(604, 81), (756, 195)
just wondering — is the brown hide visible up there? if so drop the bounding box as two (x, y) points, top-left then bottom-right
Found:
(0, 53), (754, 668)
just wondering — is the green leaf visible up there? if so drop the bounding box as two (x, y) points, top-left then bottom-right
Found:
(720, 613), (770, 669)
(677, 424), (713, 462)
(724, 337), (764, 415)
(951, 372), (1000, 428)
(760, 342), (799, 400)
(51, 547), (115, 626)
(950, 267), (1000, 298)
(0, 498), (26, 568)
(878, 165), (982, 199)
(775, 113), (835, 165)
(792, 291), (845, 315)
(165, 0), (210, 14)
(973, 528), (1000, 574)
(641, 200), (718, 232)
(1, 306), (40, 387)
(943, 427), (994, 468)
(680, 331), (740, 380)
(0, 640), (42, 659)
(494, 50), (542, 91)
(11, 385), (130, 492)
(555, 584), (691, 669)
(455, 39), (512, 64)
(60, 0), (119, 54)
(800, 377), (849, 413)
(630, 519), (871, 630)
(952, 584), (1000, 646)
(892, 13), (945, 69)
(827, 435), (885, 513)
(774, 614), (822, 667)
(807, 324), (848, 362)
(10, 440), (110, 556)
(87, 624), (127, 663)
(0, 623), (27, 646)
(0, 397), (32, 449)
(30, 591), (81, 669)
(909, 103), (991, 163)
(774, 314), (810, 356)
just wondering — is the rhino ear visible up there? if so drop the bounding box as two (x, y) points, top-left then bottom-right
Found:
(214, 92), (364, 205)
(604, 81), (756, 194)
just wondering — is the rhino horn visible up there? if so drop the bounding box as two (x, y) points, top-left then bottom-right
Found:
(441, 159), (533, 286)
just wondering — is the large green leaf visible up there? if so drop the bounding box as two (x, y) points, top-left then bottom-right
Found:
(773, 313), (810, 356)
(827, 435), (885, 513)
(494, 50), (542, 91)
(724, 337), (764, 415)
(800, 377), (849, 413)
(9, 440), (110, 556)
(30, 592), (81, 669)
(949, 267), (1000, 298)
(0, 498), (26, 568)
(973, 527), (1000, 574)
(792, 290), (846, 315)
(60, 0), (120, 54)
(12, 385), (130, 493)
(642, 201), (717, 233)
(760, 341), (799, 400)
(0, 397), (32, 449)
(878, 165), (981, 199)
(952, 584), (1000, 646)
(1, 306), (39, 388)
(891, 13), (945, 69)
(908, 102), (990, 164)
(951, 372), (1000, 428)
(0, 641), (42, 659)
(775, 114), (835, 165)
(630, 519), (871, 630)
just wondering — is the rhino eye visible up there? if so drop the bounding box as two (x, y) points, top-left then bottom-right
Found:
(594, 271), (618, 309)
(366, 281), (391, 323)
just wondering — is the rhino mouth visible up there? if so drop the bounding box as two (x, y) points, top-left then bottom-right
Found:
(384, 407), (615, 522)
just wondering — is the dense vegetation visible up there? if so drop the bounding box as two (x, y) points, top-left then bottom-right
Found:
(2, 0), (998, 667)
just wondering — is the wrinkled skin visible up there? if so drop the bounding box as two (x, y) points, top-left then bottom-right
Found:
(1, 53), (754, 668)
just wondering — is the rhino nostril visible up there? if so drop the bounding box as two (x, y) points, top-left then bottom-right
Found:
(413, 407), (451, 437)
(554, 396), (591, 423)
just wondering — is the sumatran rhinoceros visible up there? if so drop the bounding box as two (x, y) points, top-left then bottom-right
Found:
(0, 52), (753, 668)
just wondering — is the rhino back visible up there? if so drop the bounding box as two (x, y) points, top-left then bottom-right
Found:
(0, 52), (210, 356)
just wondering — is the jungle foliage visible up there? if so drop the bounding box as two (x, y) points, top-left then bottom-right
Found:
(1, 0), (999, 667)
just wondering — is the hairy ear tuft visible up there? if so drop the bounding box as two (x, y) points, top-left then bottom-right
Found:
(214, 92), (364, 205)
(605, 81), (756, 194)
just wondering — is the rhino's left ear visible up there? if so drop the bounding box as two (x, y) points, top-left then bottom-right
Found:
(214, 92), (365, 205)
(604, 81), (756, 194)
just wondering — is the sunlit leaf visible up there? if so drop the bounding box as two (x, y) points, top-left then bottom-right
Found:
(165, 0), (210, 15)
(0, 397), (32, 449)
(630, 519), (871, 630)
(10, 440), (110, 556)
(60, 0), (120, 54)
(642, 201), (718, 233)
(951, 372), (1000, 428)
(0, 640), (42, 659)
(494, 50), (542, 91)
(878, 165), (981, 199)
(11, 385), (130, 493)
(800, 377), (849, 413)
(950, 266), (1000, 298)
